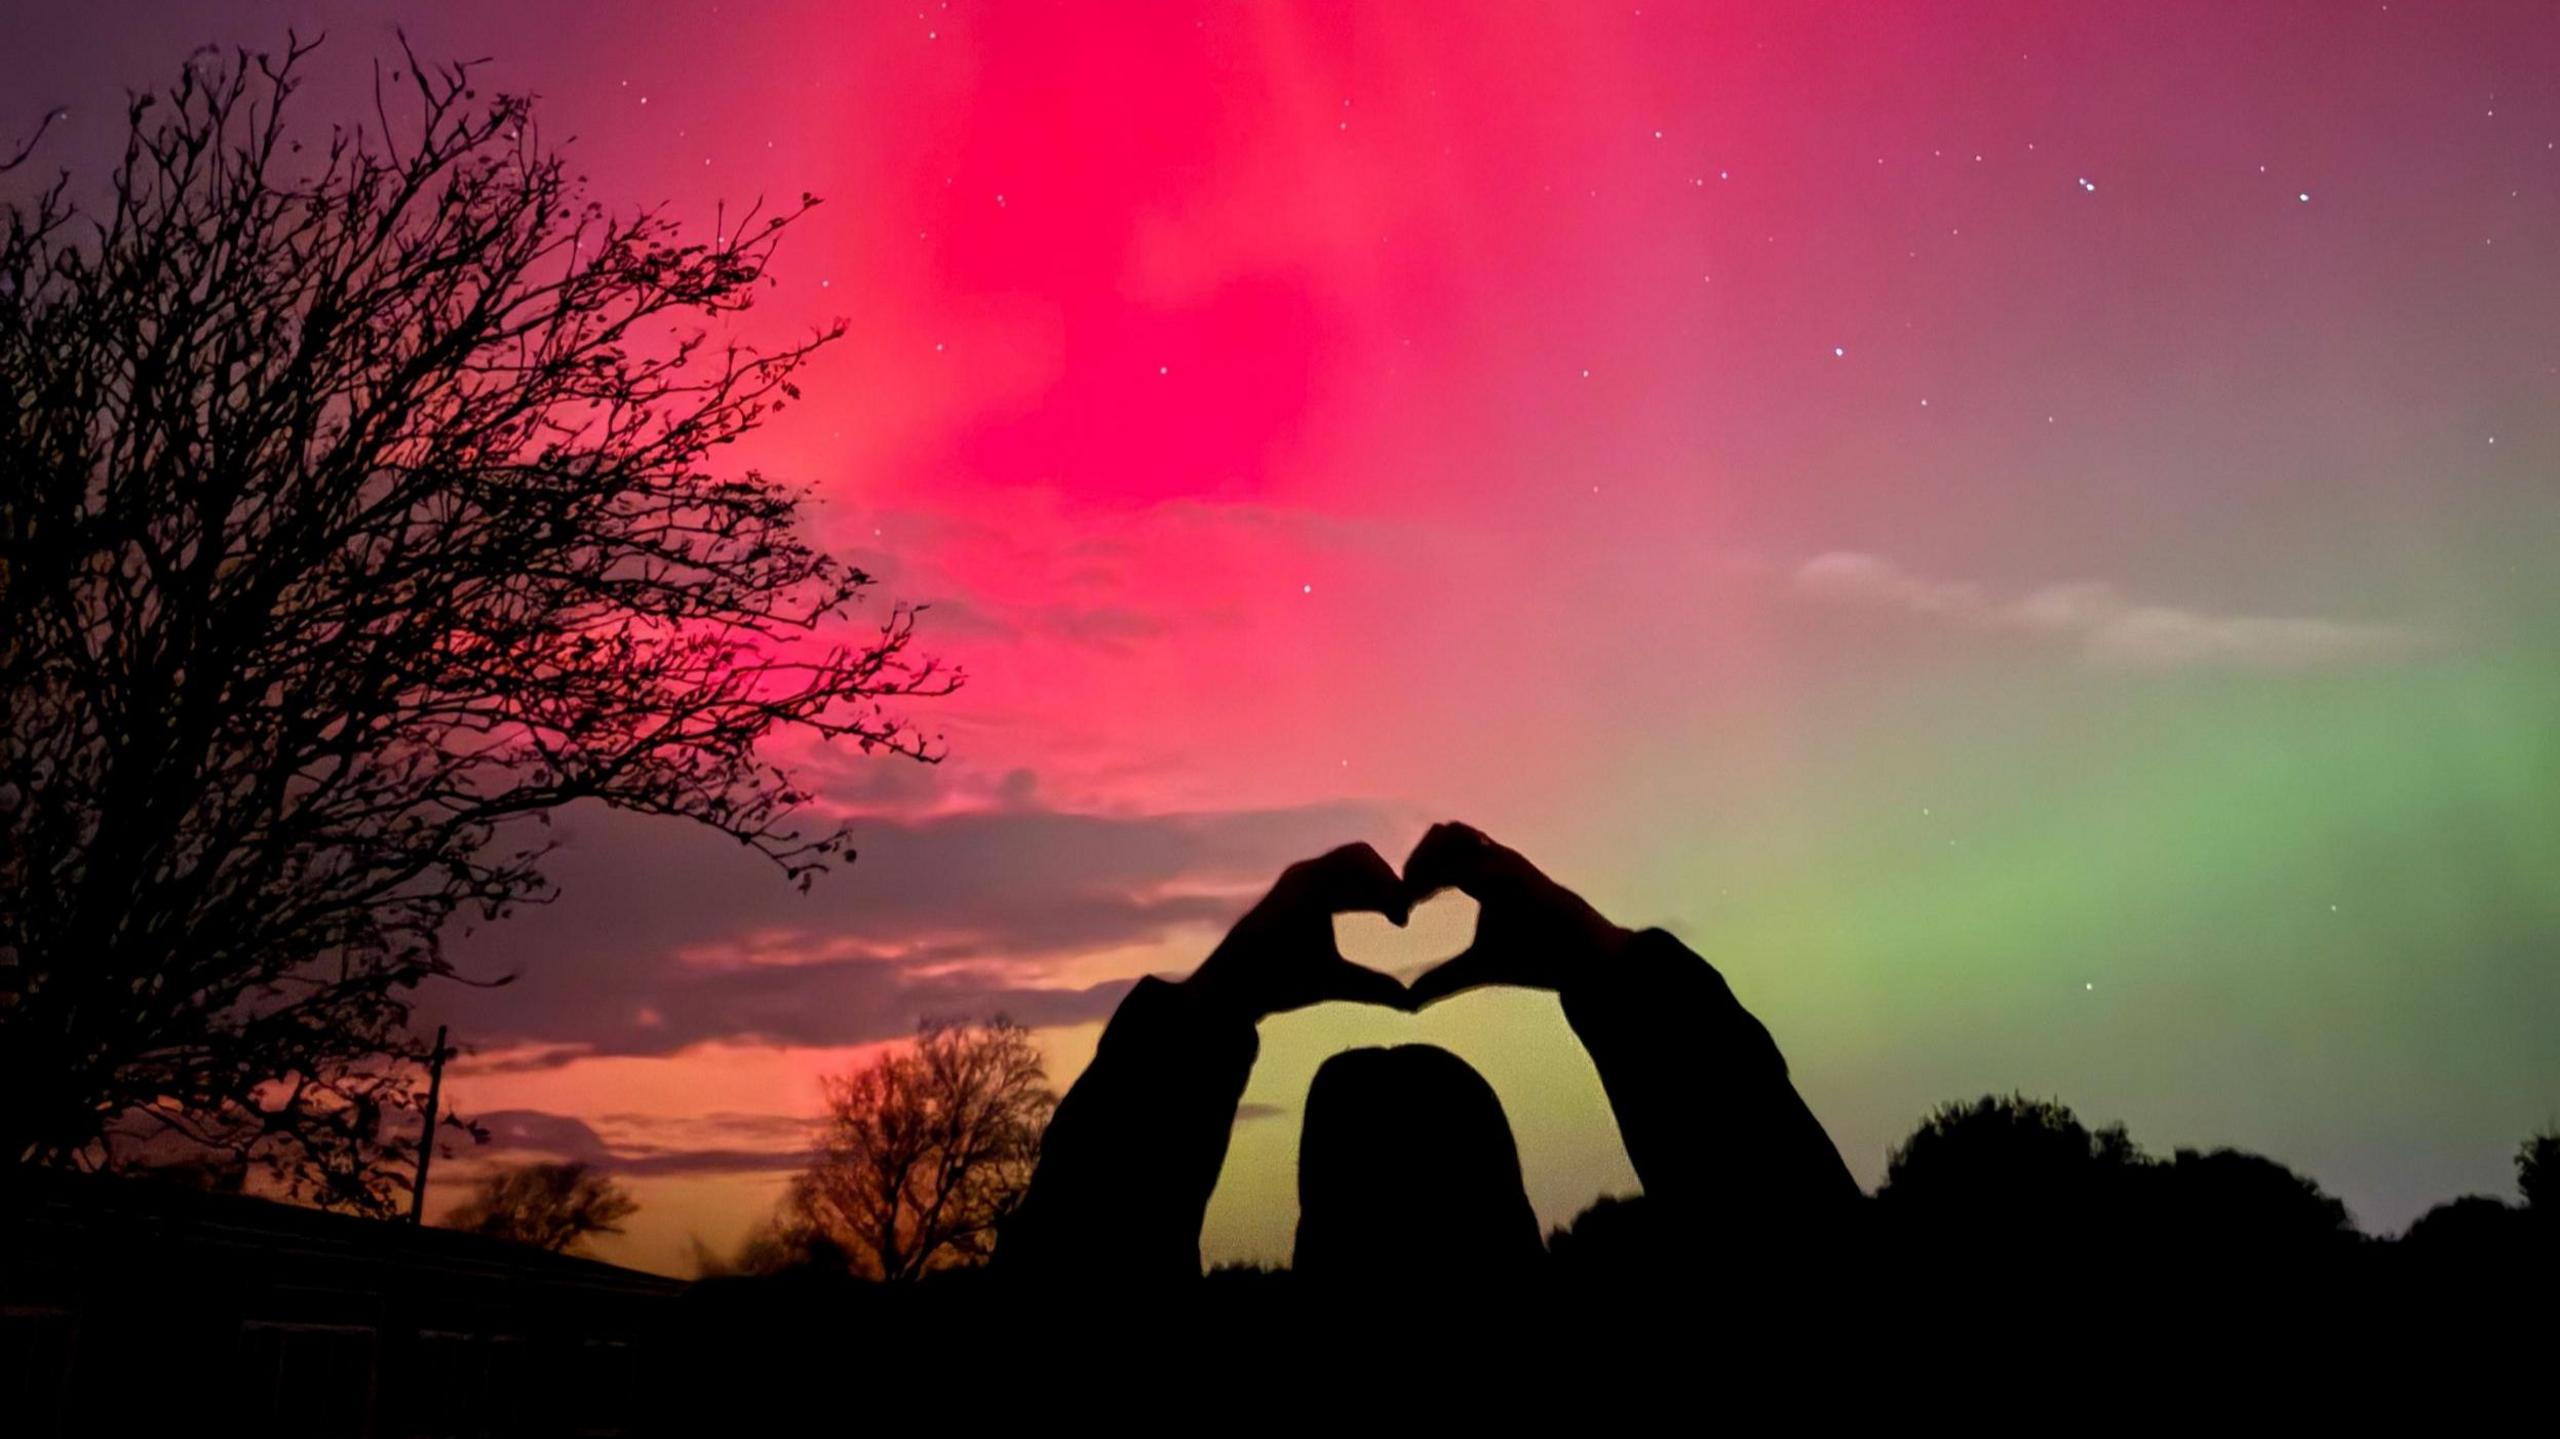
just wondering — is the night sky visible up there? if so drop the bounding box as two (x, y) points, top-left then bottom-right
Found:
(7, 1), (2556, 1275)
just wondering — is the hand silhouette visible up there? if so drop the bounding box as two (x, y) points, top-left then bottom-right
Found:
(1401, 822), (1633, 1008)
(1183, 843), (1414, 1022)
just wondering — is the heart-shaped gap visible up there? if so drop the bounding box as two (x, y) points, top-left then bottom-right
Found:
(1332, 891), (1479, 986)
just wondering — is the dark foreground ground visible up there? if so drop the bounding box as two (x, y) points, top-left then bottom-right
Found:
(3, 1169), (2549, 1435)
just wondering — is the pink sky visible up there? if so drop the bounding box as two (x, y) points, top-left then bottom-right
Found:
(12, 2), (2554, 1269)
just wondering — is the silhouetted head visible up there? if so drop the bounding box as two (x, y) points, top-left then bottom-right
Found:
(1292, 1044), (1544, 1284)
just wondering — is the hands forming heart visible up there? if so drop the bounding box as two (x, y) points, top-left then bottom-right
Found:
(1182, 822), (1634, 1023)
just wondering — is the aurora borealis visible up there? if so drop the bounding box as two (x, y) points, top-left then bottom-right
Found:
(7, 1), (2554, 1274)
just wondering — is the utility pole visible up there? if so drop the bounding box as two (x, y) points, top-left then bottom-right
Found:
(408, 1025), (450, 1225)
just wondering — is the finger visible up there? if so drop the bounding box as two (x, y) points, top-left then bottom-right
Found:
(1291, 841), (1411, 926)
(1404, 946), (1523, 1009)
(1400, 821), (1497, 904)
(1312, 957), (1410, 1011)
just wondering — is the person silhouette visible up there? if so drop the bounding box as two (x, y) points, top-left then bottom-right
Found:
(1293, 1043), (1546, 1284)
(994, 822), (1858, 1283)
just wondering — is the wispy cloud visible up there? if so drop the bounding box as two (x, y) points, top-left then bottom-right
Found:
(467, 1108), (816, 1178)
(1795, 552), (2435, 671)
(430, 794), (1387, 1066)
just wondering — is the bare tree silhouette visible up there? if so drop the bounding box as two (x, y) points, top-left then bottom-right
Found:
(784, 1018), (1054, 1282)
(446, 1159), (638, 1253)
(0, 37), (954, 1211)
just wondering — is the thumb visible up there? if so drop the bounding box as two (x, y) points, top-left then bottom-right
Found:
(1313, 958), (1410, 1012)
(1404, 946), (1516, 1010)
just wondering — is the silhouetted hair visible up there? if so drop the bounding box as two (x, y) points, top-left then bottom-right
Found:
(1293, 1045), (1544, 1283)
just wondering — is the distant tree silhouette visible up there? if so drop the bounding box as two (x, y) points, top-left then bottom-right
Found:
(1545, 1193), (1659, 1278)
(1874, 1096), (2367, 1262)
(2148, 1147), (2358, 1252)
(2401, 1194), (2528, 1258)
(128, 1149), (251, 1196)
(2519, 1129), (2556, 1212)
(684, 1234), (734, 1279)
(1875, 1094), (2146, 1246)
(688, 1217), (851, 1279)
(446, 1160), (638, 1253)
(0, 38), (951, 1210)
(783, 1017), (1054, 1282)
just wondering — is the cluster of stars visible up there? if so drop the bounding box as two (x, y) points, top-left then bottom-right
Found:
(595, 11), (2534, 569)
